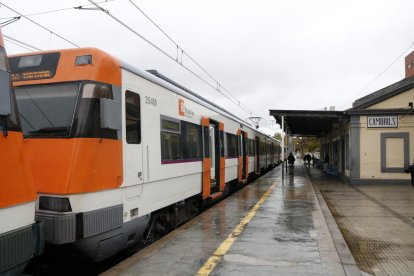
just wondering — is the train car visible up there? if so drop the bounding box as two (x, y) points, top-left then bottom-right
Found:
(0, 28), (43, 275)
(10, 48), (279, 262)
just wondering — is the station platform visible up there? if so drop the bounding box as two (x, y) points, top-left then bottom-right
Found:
(308, 165), (414, 276)
(103, 163), (362, 276)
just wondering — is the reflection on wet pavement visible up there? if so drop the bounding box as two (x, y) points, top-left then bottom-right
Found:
(213, 165), (346, 275)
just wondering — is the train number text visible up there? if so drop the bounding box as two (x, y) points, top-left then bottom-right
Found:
(145, 96), (157, 106)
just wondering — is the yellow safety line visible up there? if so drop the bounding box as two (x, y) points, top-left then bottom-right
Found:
(196, 181), (278, 276)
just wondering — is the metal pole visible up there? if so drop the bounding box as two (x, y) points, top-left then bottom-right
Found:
(281, 115), (285, 161)
(281, 116), (285, 178)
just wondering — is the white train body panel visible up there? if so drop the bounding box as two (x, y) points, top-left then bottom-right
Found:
(0, 202), (36, 234)
(118, 67), (281, 219)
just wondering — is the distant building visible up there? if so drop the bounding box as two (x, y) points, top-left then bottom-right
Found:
(344, 75), (413, 184)
(271, 51), (414, 185)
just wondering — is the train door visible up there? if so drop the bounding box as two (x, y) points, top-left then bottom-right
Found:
(123, 90), (143, 213)
(202, 117), (223, 199)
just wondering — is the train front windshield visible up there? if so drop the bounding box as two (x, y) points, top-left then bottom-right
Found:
(15, 83), (79, 137)
(15, 82), (117, 139)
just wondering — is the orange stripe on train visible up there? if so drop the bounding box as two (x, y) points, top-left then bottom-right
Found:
(0, 131), (36, 208)
(25, 138), (123, 194)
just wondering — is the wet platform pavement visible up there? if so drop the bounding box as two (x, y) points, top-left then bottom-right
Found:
(309, 166), (414, 276)
(103, 163), (362, 276)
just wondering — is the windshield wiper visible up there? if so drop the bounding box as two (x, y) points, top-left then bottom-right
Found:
(27, 126), (69, 134)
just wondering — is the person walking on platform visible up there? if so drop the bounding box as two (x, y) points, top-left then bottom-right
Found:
(288, 152), (295, 175)
(405, 158), (414, 187)
(304, 153), (311, 166)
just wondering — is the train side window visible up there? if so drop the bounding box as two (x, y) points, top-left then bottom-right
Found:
(125, 91), (141, 144)
(226, 133), (238, 158)
(203, 126), (210, 158)
(248, 139), (254, 157)
(161, 132), (181, 161)
(220, 131), (225, 157)
(181, 121), (202, 160)
(160, 116), (182, 161)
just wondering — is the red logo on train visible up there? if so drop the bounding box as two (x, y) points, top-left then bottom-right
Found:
(179, 98), (185, 116)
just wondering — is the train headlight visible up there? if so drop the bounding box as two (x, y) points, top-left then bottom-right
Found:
(39, 196), (72, 212)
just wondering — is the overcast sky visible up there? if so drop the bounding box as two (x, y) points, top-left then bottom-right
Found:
(1, 0), (414, 135)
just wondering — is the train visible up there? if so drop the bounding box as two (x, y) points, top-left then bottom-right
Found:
(0, 28), (43, 275)
(9, 47), (281, 262)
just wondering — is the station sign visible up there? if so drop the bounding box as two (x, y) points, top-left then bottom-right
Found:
(367, 116), (398, 128)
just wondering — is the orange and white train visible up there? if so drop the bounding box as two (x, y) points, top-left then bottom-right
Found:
(9, 48), (280, 261)
(0, 28), (43, 275)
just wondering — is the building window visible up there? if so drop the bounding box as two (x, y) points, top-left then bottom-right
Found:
(380, 132), (409, 173)
(125, 91), (141, 144)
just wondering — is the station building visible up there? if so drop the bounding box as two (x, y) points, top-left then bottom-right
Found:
(270, 51), (414, 185)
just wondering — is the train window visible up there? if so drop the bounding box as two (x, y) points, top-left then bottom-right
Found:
(83, 83), (112, 99)
(181, 121), (202, 160)
(226, 133), (238, 158)
(253, 140), (256, 155)
(15, 83), (79, 137)
(220, 131), (225, 157)
(160, 116), (182, 162)
(18, 55), (42, 68)
(161, 132), (181, 161)
(203, 126), (210, 158)
(161, 116), (180, 134)
(248, 139), (255, 157)
(125, 91), (141, 144)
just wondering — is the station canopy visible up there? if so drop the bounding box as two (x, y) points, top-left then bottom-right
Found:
(269, 110), (347, 137)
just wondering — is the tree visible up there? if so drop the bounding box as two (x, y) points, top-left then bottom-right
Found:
(273, 132), (282, 141)
(291, 136), (320, 156)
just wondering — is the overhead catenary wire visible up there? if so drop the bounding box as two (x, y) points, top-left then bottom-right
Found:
(4, 34), (43, 51)
(0, 0), (114, 20)
(0, 2), (80, 48)
(349, 41), (414, 105)
(4, 37), (35, 52)
(0, 16), (20, 27)
(87, 0), (255, 116)
(128, 0), (257, 117)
